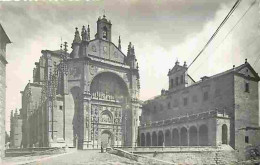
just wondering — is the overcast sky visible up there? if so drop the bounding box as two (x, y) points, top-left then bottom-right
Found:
(1, 0), (259, 131)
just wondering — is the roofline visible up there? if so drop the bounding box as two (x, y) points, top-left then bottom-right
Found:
(0, 23), (11, 44)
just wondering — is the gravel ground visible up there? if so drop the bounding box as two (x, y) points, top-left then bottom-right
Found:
(4, 150), (144, 165)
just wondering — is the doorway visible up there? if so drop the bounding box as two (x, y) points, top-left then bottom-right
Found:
(101, 130), (113, 148)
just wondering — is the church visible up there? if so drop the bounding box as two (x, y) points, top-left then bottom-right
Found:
(139, 59), (260, 152)
(20, 15), (141, 149)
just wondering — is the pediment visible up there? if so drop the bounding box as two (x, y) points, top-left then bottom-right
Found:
(88, 39), (125, 63)
(236, 63), (260, 80)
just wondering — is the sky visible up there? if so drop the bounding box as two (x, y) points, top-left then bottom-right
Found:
(1, 0), (260, 131)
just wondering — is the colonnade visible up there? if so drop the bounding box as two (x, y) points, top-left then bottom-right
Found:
(140, 124), (228, 147)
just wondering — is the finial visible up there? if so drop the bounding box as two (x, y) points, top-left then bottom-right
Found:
(118, 36), (121, 50)
(184, 61), (187, 67)
(132, 45), (135, 55)
(245, 58), (247, 63)
(64, 42), (67, 50)
(103, 9), (106, 18)
(175, 59), (179, 66)
(81, 25), (87, 41)
(73, 27), (81, 44)
(87, 25), (90, 40)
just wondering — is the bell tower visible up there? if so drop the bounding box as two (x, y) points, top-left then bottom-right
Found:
(96, 15), (112, 41)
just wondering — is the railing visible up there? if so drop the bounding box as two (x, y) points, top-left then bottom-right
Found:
(141, 110), (229, 128)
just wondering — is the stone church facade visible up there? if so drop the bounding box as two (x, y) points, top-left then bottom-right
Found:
(0, 24), (11, 157)
(20, 15), (141, 149)
(140, 60), (260, 152)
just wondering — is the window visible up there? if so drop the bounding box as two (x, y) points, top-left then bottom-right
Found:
(175, 77), (179, 86)
(183, 97), (188, 106)
(181, 75), (184, 84)
(154, 105), (156, 111)
(59, 105), (63, 110)
(168, 102), (171, 109)
(203, 91), (209, 101)
(160, 104), (163, 110)
(245, 82), (249, 93)
(170, 79), (174, 88)
(102, 26), (108, 39)
(192, 95), (198, 103)
(245, 136), (249, 143)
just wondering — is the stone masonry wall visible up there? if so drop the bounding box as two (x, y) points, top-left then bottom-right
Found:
(0, 59), (6, 158)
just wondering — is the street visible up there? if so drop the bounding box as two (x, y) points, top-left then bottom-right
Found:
(25, 150), (143, 165)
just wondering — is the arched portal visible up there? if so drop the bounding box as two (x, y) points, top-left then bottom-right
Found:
(140, 133), (145, 146)
(152, 132), (157, 146)
(165, 130), (171, 146)
(199, 125), (208, 146)
(101, 130), (114, 148)
(146, 132), (151, 146)
(172, 128), (179, 146)
(90, 72), (129, 146)
(189, 126), (198, 146)
(180, 127), (188, 146)
(158, 131), (164, 146)
(222, 124), (228, 144)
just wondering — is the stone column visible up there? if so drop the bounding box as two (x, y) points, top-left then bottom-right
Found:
(83, 94), (91, 149)
(187, 126), (190, 146)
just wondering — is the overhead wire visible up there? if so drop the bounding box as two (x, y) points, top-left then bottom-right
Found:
(190, 0), (258, 75)
(187, 0), (241, 69)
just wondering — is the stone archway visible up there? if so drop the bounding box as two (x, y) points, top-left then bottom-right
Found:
(146, 132), (151, 146)
(140, 133), (145, 146)
(189, 126), (198, 146)
(172, 128), (179, 146)
(101, 130), (114, 148)
(90, 72), (130, 146)
(158, 131), (164, 146)
(180, 127), (188, 146)
(152, 132), (157, 146)
(222, 124), (228, 144)
(199, 125), (208, 146)
(165, 130), (171, 146)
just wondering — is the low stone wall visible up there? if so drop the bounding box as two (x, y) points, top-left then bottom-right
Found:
(109, 148), (174, 164)
(113, 145), (238, 165)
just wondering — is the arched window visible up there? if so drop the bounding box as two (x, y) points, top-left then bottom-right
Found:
(222, 124), (228, 144)
(102, 26), (108, 40)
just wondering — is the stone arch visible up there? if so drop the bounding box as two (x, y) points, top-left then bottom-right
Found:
(158, 130), (164, 146)
(146, 132), (151, 146)
(101, 130), (114, 148)
(172, 128), (179, 146)
(180, 127), (188, 146)
(152, 131), (157, 146)
(165, 129), (171, 146)
(222, 124), (228, 144)
(189, 126), (198, 146)
(89, 71), (129, 97)
(100, 110), (113, 123)
(140, 133), (145, 146)
(199, 124), (208, 146)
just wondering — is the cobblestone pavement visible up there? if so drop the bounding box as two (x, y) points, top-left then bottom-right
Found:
(24, 150), (143, 165)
